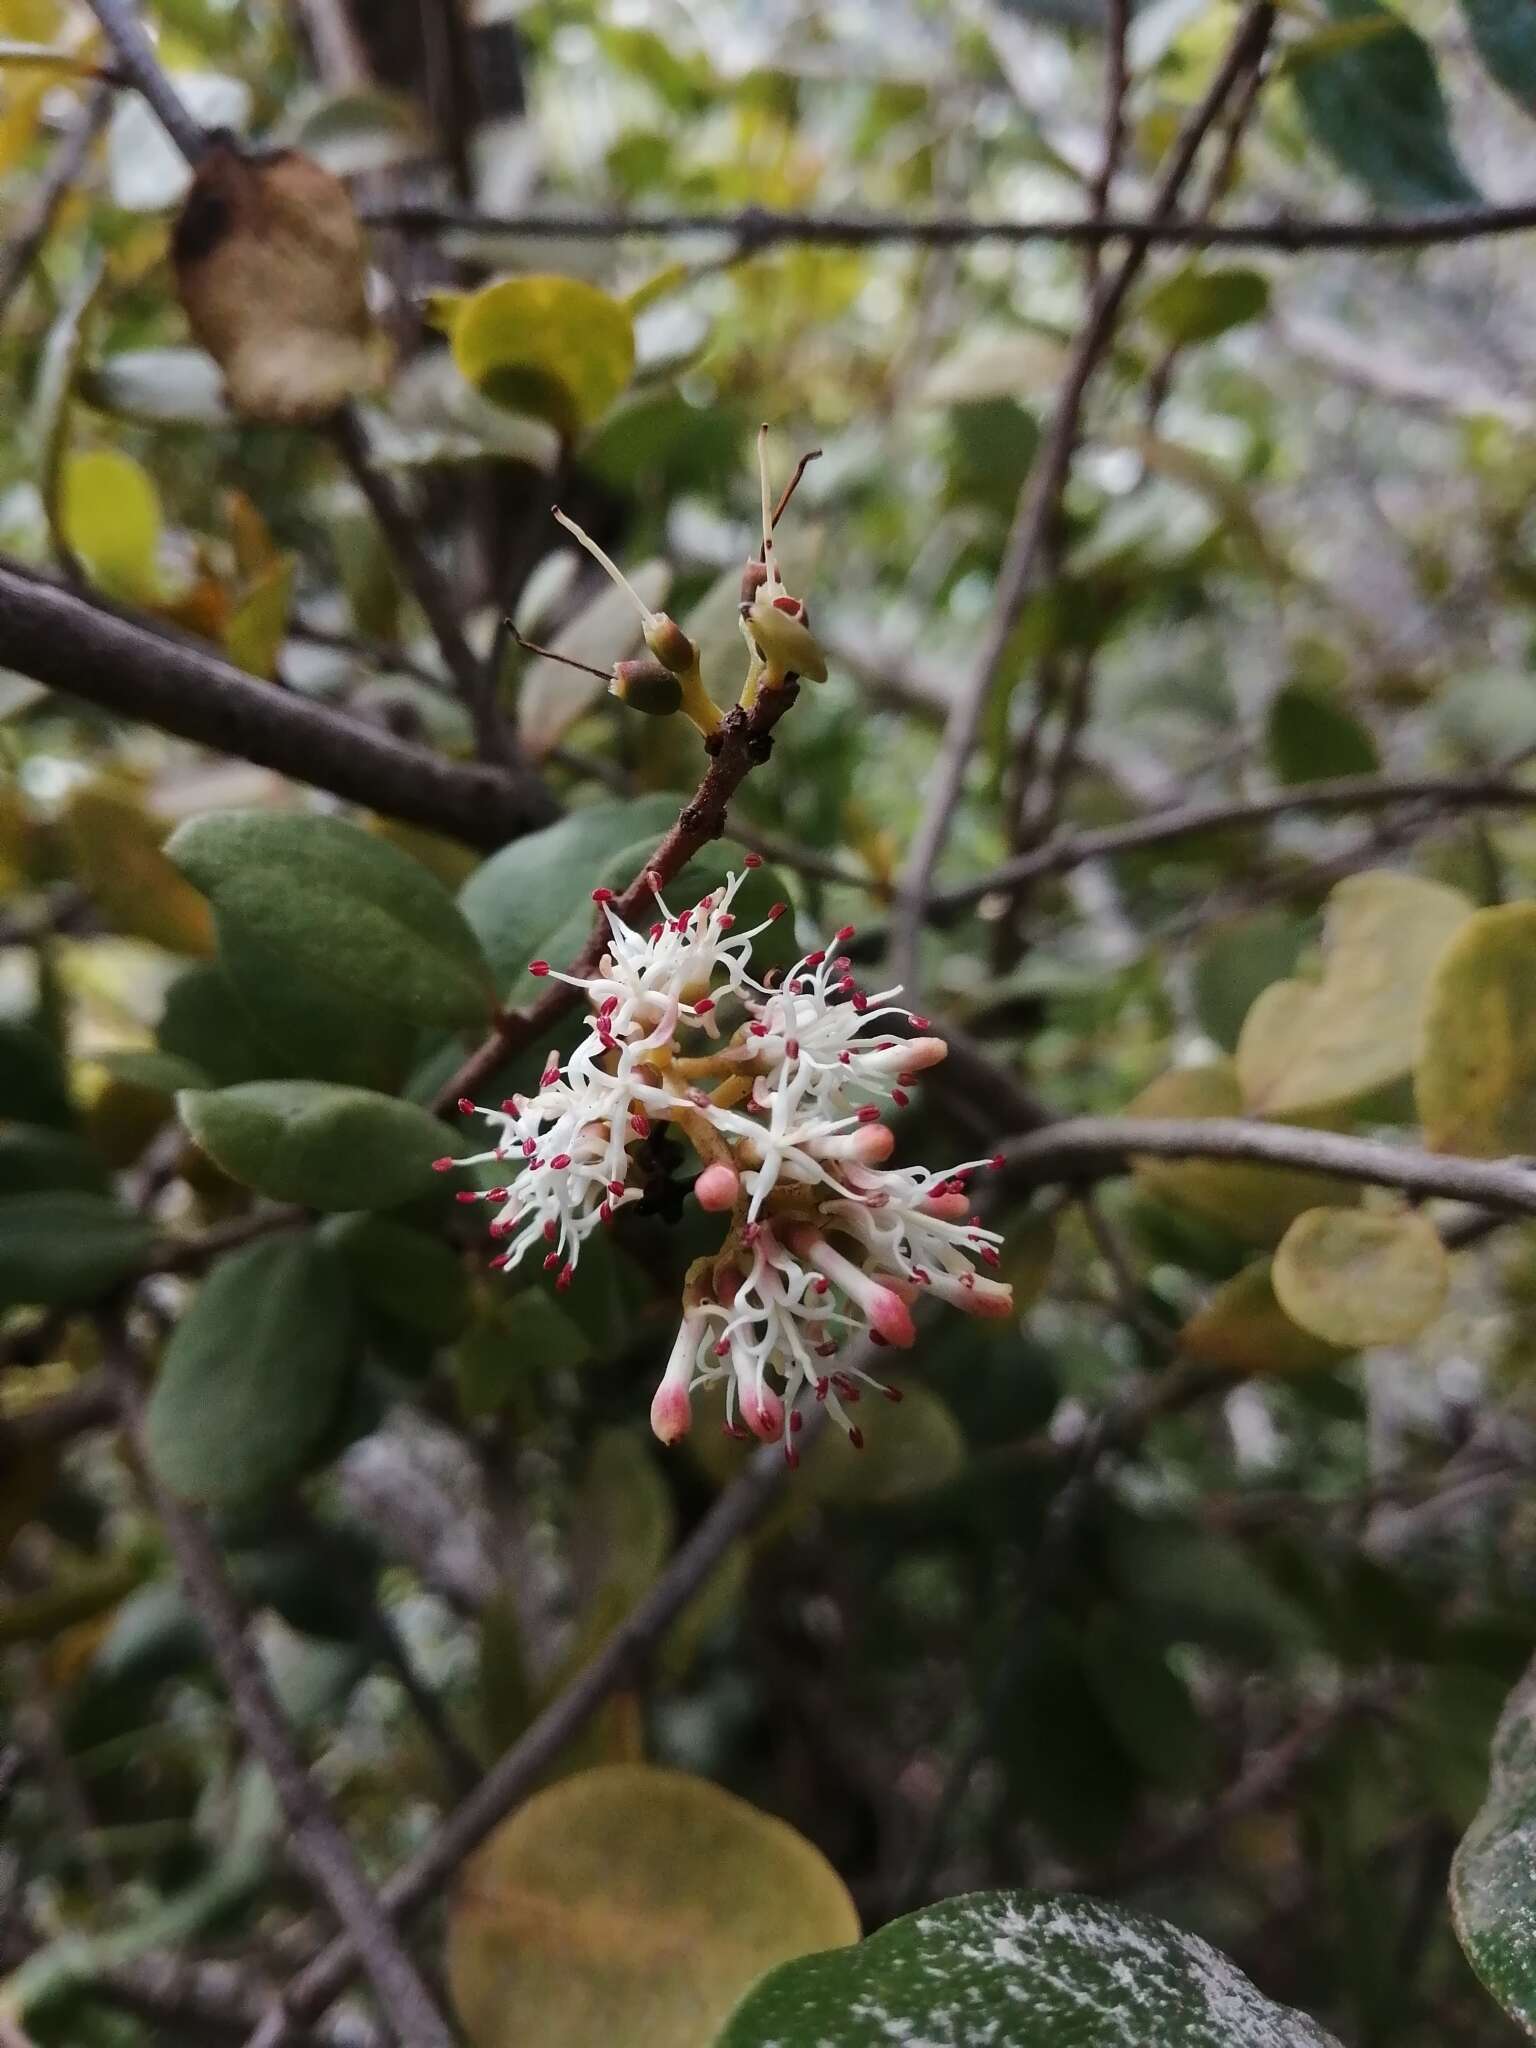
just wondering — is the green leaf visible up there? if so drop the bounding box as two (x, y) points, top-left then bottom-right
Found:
(718, 1892), (1341, 2047)
(224, 553), (296, 679)
(167, 809), (495, 1085)
(179, 1081), (460, 1211)
(144, 1236), (356, 1507)
(0, 1191), (153, 1310)
(159, 962), (285, 1085)
(0, 1021), (74, 1127)
(1459, 0), (1536, 114)
(1290, 0), (1480, 209)
(459, 794), (679, 996)
(443, 274), (635, 438)
(447, 1764), (858, 2048)
(452, 1290), (592, 1417)
(1191, 914), (1310, 1052)
(0, 1123), (109, 1197)
(1236, 870), (1473, 1120)
(1417, 904), (1536, 1158)
(1273, 1208), (1449, 1348)
(323, 1212), (470, 1340)
(1453, 1650), (1536, 2032)
(58, 447), (163, 602)
(1266, 682), (1380, 786)
(1142, 265), (1270, 346)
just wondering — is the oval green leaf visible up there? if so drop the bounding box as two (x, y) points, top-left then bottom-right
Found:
(144, 1235), (357, 1506)
(0, 1190), (153, 1311)
(167, 809), (495, 1086)
(447, 1764), (858, 2048)
(1142, 264), (1270, 346)
(59, 446), (163, 602)
(1272, 1207), (1448, 1349)
(1453, 1651), (1536, 2035)
(179, 1081), (460, 1210)
(1417, 903), (1536, 1159)
(1236, 870), (1472, 1120)
(1290, 0), (1480, 209)
(1180, 1258), (1352, 1376)
(718, 1891), (1341, 2047)
(448, 274), (635, 438)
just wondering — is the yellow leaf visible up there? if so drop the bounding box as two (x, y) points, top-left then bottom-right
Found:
(1417, 904), (1536, 1158)
(58, 447), (162, 601)
(447, 1764), (859, 2048)
(1180, 1258), (1351, 1375)
(173, 140), (390, 422)
(1272, 1208), (1448, 1349)
(447, 274), (635, 439)
(225, 554), (295, 680)
(63, 781), (213, 955)
(1236, 870), (1473, 1120)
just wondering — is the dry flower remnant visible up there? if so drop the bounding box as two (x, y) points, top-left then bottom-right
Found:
(440, 864), (1012, 1461)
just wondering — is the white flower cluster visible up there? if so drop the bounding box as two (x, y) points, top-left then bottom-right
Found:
(443, 865), (1013, 1462)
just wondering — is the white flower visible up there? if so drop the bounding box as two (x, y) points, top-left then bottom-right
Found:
(444, 865), (1013, 1462)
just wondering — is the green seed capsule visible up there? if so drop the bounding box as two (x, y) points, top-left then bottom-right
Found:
(611, 657), (683, 717)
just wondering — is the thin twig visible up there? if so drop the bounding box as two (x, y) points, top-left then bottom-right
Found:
(0, 86), (112, 326)
(890, 2), (1277, 986)
(931, 764), (1536, 915)
(431, 682), (805, 1114)
(101, 1326), (458, 2048)
(363, 195), (1536, 255)
(82, 0), (206, 162)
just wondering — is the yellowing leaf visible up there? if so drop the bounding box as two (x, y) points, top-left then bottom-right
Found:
(1417, 903), (1536, 1158)
(1236, 870), (1473, 1120)
(447, 1764), (859, 2048)
(1272, 1208), (1448, 1349)
(1128, 1061), (1355, 1247)
(63, 782), (213, 955)
(1180, 1259), (1351, 1375)
(173, 140), (390, 422)
(225, 554), (295, 679)
(58, 447), (162, 601)
(445, 274), (635, 439)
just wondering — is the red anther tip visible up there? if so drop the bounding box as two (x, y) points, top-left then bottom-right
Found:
(592, 886), (615, 902)
(806, 949), (826, 967)
(848, 1426), (865, 1450)
(856, 1105), (881, 1124)
(835, 925), (855, 942)
(693, 996), (716, 1013)
(608, 1179), (626, 1196)
(838, 1049), (851, 1064)
(649, 922), (664, 940)
(749, 1022), (768, 1036)
(785, 1441), (800, 1468)
(432, 1156), (454, 1172)
(489, 1254), (508, 1270)
(557, 1263), (573, 1291)
(543, 1251), (559, 1270)
(790, 1409), (804, 1432)
(550, 1153), (571, 1170)
(910, 1014), (931, 1030)
(884, 1385), (904, 1403)
(501, 1098), (518, 1112)
(768, 902), (786, 919)
(815, 1378), (829, 1400)
(852, 993), (868, 1013)
(744, 852), (763, 867)
(991, 1153), (1005, 1170)
(454, 1190), (477, 1204)
(645, 869), (664, 894)
(457, 1097), (475, 1114)
(528, 960), (549, 977)
(543, 1221), (557, 1241)
(892, 1088), (910, 1107)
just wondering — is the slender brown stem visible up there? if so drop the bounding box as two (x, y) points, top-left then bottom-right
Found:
(101, 1326), (458, 2048)
(0, 85), (112, 326)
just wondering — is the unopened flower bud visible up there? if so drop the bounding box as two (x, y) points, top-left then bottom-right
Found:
(746, 591), (828, 683)
(694, 1161), (741, 1212)
(643, 612), (697, 676)
(610, 656), (683, 718)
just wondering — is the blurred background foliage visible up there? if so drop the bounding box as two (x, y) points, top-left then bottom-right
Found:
(8, 0), (1536, 2043)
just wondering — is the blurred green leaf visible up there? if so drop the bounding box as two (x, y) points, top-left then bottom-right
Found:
(0, 1191), (152, 1310)
(1458, 0), (1536, 113)
(1273, 1208), (1448, 1347)
(1266, 682), (1380, 785)
(144, 1235), (356, 1506)
(58, 447), (163, 602)
(1291, 0), (1479, 208)
(440, 273), (635, 438)
(179, 1081), (460, 1210)
(0, 1021), (74, 1127)
(1453, 1650), (1536, 2032)
(324, 1211), (470, 1340)
(1418, 904), (1536, 1157)
(1191, 914), (1310, 1052)
(1142, 265), (1270, 346)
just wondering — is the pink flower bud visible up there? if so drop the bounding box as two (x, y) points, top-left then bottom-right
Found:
(694, 1161), (741, 1212)
(650, 1379), (693, 1444)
